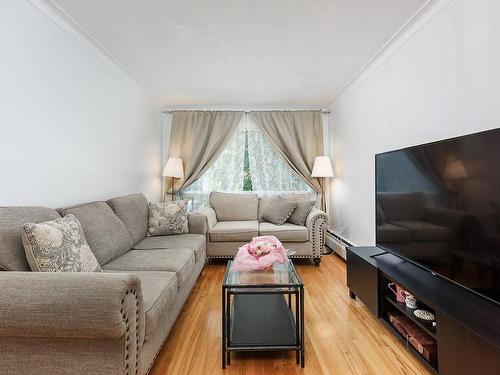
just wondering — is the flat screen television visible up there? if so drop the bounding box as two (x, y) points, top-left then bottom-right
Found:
(376, 128), (500, 306)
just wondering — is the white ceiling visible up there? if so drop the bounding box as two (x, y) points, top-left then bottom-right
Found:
(52, 0), (427, 107)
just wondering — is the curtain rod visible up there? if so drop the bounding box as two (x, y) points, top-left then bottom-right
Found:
(163, 109), (331, 114)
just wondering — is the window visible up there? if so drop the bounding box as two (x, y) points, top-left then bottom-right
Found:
(181, 116), (314, 209)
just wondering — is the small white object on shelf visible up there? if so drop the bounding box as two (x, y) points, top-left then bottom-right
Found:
(414, 309), (435, 321)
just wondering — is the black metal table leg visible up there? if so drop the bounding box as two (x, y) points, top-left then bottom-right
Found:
(300, 286), (305, 368)
(222, 286), (226, 369)
(295, 291), (300, 364)
(226, 292), (231, 366)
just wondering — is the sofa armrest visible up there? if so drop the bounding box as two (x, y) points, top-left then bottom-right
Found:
(197, 207), (218, 231)
(0, 272), (144, 342)
(305, 208), (329, 258)
(188, 213), (208, 236)
(0, 272), (145, 374)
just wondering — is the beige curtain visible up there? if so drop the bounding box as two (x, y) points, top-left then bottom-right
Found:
(168, 111), (244, 192)
(250, 111), (326, 209)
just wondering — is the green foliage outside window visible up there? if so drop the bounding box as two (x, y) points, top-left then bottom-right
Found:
(242, 131), (253, 191)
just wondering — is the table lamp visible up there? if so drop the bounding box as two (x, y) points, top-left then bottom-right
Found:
(162, 157), (184, 202)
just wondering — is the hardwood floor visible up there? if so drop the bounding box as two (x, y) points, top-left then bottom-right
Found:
(150, 254), (431, 375)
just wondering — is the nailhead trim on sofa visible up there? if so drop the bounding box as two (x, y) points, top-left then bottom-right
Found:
(121, 287), (139, 375)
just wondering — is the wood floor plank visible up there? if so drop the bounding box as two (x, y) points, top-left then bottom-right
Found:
(150, 255), (431, 375)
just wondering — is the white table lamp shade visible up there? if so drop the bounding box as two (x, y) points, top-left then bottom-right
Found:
(311, 156), (334, 178)
(162, 157), (184, 179)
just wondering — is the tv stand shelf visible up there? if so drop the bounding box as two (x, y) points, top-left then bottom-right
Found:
(347, 246), (500, 375)
(383, 294), (436, 339)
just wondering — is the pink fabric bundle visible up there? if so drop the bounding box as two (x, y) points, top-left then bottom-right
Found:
(232, 235), (288, 271)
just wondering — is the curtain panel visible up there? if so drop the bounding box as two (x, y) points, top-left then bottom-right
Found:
(249, 111), (325, 208)
(168, 111), (244, 193)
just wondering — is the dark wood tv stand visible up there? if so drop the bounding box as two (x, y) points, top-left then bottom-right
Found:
(347, 246), (500, 375)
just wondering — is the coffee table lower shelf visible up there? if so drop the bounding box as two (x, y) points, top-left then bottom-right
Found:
(222, 293), (304, 368)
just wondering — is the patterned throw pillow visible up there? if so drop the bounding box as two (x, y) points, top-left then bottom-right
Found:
(148, 201), (189, 236)
(22, 214), (101, 272)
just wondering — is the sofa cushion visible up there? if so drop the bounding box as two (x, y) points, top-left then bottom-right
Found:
(22, 214), (101, 272)
(133, 234), (206, 262)
(0, 206), (61, 271)
(58, 202), (132, 265)
(287, 200), (315, 226)
(209, 221), (258, 242)
(261, 196), (297, 225)
(107, 193), (149, 246)
(209, 192), (258, 221)
(376, 223), (412, 243)
(391, 221), (453, 242)
(102, 249), (195, 289)
(148, 201), (189, 236)
(259, 222), (309, 242)
(258, 194), (306, 221)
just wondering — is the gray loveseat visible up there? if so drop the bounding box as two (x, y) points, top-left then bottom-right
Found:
(0, 193), (207, 375)
(198, 192), (328, 265)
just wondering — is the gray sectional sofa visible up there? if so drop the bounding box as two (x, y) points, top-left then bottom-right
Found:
(199, 192), (329, 265)
(0, 193), (207, 375)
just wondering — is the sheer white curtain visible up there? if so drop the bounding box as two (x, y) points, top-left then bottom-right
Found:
(244, 117), (313, 197)
(181, 128), (246, 209)
(181, 114), (315, 210)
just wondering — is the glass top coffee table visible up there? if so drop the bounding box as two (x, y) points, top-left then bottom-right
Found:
(221, 260), (305, 368)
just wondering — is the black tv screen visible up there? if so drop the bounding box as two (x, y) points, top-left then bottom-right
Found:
(376, 128), (500, 306)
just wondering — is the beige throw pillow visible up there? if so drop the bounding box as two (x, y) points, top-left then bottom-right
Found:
(262, 196), (297, 225)
(22, 214), (101, 272)
(148, 201), (189, 236)
(287, 200), (315, 226)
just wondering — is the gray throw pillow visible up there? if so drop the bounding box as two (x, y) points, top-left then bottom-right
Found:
(22, 214), (101, 272)
(262, 196), (297, 225)
(287, 200), (315, 226)
(148, 201), (189, 236)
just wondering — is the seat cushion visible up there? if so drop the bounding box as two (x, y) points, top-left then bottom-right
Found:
(58, 202), (132, 265)
(104, 270), (177, 341)
(209, 221), (258, 242)
(209, 192), (258, 221)
(259, 222), (308, 242)
(391, 221), (453, 242)
(133, 234), (206, 262)
(376, 223), (412, 243)
(107, 193), (149, 246)
(102, 249), (195, 289)
(0, 206), (61, 271)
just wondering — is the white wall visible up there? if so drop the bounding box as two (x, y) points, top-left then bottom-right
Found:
(0, 0), (162, 207)
(329, 0), (500, 245)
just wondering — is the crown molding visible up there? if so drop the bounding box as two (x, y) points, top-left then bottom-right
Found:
(327, 0), (453, 108)
(25, 0), (159, 106)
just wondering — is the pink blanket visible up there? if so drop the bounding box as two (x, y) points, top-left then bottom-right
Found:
(232, 235), (288, 271)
